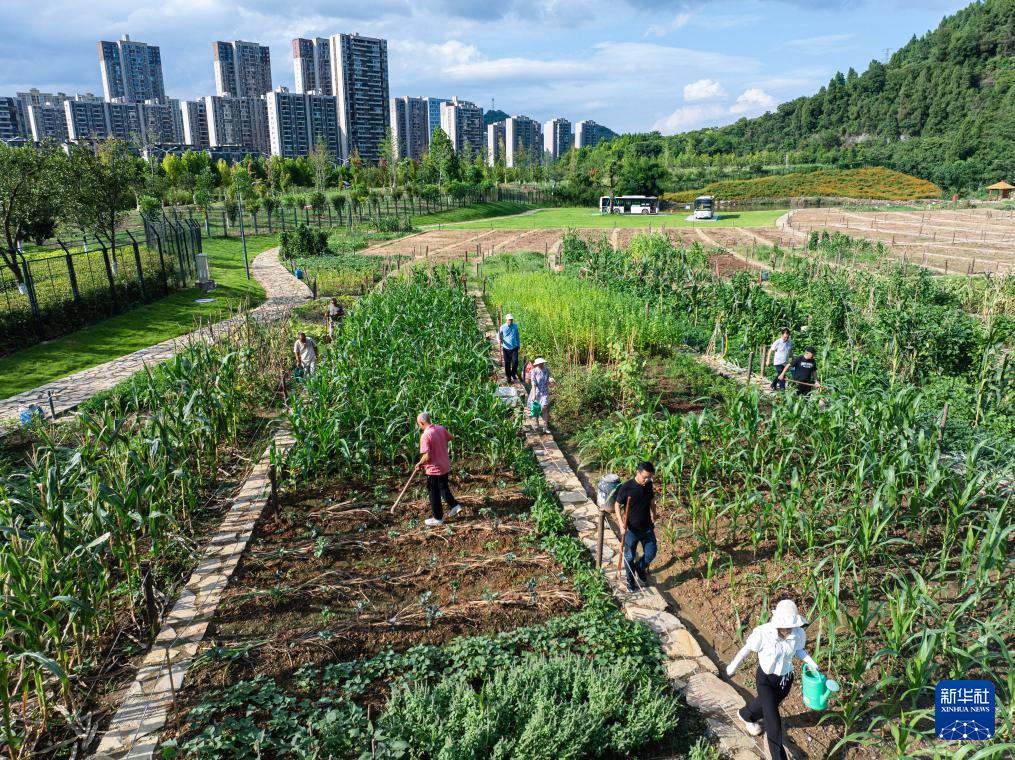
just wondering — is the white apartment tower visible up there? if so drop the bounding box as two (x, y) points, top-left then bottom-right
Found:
(330, 33), (390, 163)
(214, 41), (272, 98)
(543, 117), (573, 161)
(292, 38), (333, 96)
(440, 96), (483, 160)
(266, 88), (341, 159)
(390, 96), (430, 161)
(505, 115), (541, 168)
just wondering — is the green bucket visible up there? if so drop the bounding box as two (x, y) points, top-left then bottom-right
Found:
(801, 665), (839, 711)
(530, 400), (542, 418)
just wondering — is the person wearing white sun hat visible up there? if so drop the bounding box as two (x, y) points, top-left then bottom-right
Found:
(725, 599), (820, 759)
(527, 357), (555, 433)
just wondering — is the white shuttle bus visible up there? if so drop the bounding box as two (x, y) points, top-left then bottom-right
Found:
(599, 195), (658, 215)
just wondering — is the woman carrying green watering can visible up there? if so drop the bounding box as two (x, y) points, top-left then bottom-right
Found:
(726, 599), (835, 760)
(527, 357), (555, 433)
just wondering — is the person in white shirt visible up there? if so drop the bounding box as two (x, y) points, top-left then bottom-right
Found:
(293, 332), (318, 375)
(325, 298), (344, 337)
(768, 328), (793, 391)
(725, 599), (821, 759)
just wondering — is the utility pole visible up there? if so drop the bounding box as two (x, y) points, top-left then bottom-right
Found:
(236, 185), (250, 280)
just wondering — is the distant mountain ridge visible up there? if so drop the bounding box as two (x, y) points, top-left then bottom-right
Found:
(674, 0), (1015, 192)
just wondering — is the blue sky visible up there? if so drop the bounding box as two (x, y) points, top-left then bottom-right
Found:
(0, 0), (970, 134)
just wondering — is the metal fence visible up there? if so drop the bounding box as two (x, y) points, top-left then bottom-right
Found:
(163, 186), (560, 239)
(1, 218), (199, 356)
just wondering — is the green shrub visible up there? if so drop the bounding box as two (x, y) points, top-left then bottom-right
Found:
(382, 655), (679, 759)
(280, 223), (330, 260)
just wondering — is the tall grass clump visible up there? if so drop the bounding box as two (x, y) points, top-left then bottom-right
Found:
(485, 270), (682, 365)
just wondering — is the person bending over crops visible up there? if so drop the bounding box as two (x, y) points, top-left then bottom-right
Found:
(325, 298), (344, 337)
(726, 599), (822, 760)
(415, 412), (463, 527)
(293, 332), (318, 375)
(768, 328), (792, 391)
(614, 462), (656, 592)
(780, 347), (819, 395)
(527, 357), (555, 433)
(498, 313), (520, 384)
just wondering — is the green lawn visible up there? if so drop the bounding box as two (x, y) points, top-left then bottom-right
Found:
(0, 234), (278, 399)
(413, 201), (534, 227)
(449, 207), (786, 229)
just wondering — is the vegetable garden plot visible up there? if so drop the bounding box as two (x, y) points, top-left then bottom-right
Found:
(149, 271), (701, 759)
(483, 234), (1014, 757)
(0, 316), (292, 758)
(788, 208), (1015, 274)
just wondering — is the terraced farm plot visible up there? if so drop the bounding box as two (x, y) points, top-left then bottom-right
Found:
(360, 226), (765, 269)
(787, 207), (1015, 273)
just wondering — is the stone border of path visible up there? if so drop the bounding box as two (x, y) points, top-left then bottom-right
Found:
(0, 247), (311, 425)
(91, 431), (295, 760)
(472, 293), (765, 760)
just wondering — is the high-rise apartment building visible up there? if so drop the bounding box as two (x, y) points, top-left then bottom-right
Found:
(425, 97), (447, 137)
(0, 97), (26, 140)
(204, 95), (270, 155)
(266, 88), (340, 158)
(330, 33), (390, 163)
(27, 104), (69, 141)
(575, 119), (613, 149)
(505, 115), (541, 168)
(292, 38), (333, 96)
(180, 100), (210, 149)
(98, 35), (165, 103)
(440, 96), (483, 159)
(390, 96), (429, 161)
(142, 99), (184, 144)
(543, 117), (573, 161)
(486, 120), (506, 166)
(214, 41), (272, 98)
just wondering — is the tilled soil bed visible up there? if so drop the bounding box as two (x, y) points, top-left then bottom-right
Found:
(169, 463), (581, 712)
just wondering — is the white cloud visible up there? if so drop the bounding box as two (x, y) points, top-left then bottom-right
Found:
(653, 87), (777, 133)
(683, 78), (726, 102)
(652, 103), (728, 133)
(730, 87), (776, 114)
(644, 12), (692, 38)
(782, 33), (854, 54)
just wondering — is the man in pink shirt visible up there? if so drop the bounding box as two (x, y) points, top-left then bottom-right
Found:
(415, 412), (463, 526)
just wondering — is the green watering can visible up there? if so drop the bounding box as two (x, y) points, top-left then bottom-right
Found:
(802, 665), (840, 711)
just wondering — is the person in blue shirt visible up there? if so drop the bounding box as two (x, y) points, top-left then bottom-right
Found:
(498, 313), (520, 383)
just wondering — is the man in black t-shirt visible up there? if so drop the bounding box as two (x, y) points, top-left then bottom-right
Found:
(780, 347), (819, 395)
(613, 462), (657, 592)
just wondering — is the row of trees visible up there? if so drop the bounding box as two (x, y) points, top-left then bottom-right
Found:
(0, 140), (143, 289)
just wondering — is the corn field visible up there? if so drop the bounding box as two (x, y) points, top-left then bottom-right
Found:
(481, 231), (1015, 755)
(287, 265), (519, 478)
(0, 317), (290, 757)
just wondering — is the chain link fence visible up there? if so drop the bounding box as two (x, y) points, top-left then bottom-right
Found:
(1, 217), (199, 356)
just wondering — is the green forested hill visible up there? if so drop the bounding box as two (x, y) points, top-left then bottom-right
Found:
(671, 0), (1015, 191)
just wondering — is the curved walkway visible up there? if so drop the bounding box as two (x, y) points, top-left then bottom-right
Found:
(0, 248), (310, 424)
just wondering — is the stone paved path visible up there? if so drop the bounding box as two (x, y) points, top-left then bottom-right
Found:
(474, 293), (765, 760)
(92, 432), (295, 760)
(0, 248), (311, 424)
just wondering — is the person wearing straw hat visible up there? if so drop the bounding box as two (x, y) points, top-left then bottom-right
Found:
(725, 599), (822, 759)
(527, 357), (555, 433)
(498, 313), (521, 384)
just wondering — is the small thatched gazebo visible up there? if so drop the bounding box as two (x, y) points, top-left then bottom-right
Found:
(986, 181), (1015, 200)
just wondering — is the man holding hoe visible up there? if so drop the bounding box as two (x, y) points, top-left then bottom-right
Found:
(779, 346), (820, 395)
(613, 462), (657, 592)
(415, 412), (463, 527)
